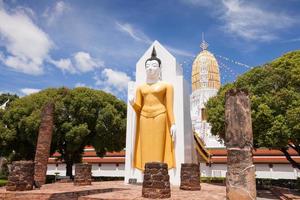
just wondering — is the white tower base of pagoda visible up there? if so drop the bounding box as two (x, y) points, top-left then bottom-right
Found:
(190, 88), (224, 148)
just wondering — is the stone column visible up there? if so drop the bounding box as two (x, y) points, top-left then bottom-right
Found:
(34, 102), (55, 185)
(74, 163), (92, 186)
(180, 163), (201, 190)
(6, 161), (34, 191)
(225, 89), (256, 200)
(142, 162), (171, 199)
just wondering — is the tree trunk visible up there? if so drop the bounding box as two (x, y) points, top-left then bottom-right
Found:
(65, 159), (73, 179)
(280, 147), (300, 170)
(288, 143), (300, 155)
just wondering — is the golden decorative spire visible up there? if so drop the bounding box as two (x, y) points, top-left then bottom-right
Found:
(191, 34), (221, 92)
(200, 32), (209, 51)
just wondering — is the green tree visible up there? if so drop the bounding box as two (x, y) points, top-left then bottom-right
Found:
(0, 87), (127, 177)
(0, 93), (18, 120)
(206, 50), (300, 169)
(0, 93), (18, 106)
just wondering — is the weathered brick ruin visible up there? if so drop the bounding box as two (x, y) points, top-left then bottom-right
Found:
(180, 163), (201, 190)
(74, 163), (92, 186)
(225, 89), (256, 200)
(34, 102), (55, 186)
(142, 162), (171, 199)
(6, 161), (34, 191)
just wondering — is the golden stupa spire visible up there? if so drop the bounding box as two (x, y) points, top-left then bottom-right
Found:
(191, 33), (221, 91)
(200, 32), (209, 51)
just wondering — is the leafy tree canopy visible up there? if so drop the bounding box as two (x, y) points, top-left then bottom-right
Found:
(0, 87), (127, 176)
(0, 93), (18, 106)
(206, 50), (300, 168)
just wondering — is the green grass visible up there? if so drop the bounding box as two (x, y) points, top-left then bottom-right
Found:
(200, 177), (225, 184)
(0, 179), (7, 187)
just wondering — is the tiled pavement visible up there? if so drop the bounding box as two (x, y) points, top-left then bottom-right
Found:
(0, 181), (285, 200)
(79, 182), (226, 200)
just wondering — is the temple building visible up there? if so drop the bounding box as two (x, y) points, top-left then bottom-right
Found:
(47, 38), (300, 181)
(190, 36), (224, 148)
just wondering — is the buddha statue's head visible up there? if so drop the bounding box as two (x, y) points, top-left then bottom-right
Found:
(145, 47), (161, 80)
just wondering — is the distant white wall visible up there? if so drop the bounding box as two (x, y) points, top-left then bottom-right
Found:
(47, 163), (125, 177)
(200, 163), (300, 180)
(48, 163), (299, 180)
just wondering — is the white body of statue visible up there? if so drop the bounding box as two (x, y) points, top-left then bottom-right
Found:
(125, 40), (195, 186)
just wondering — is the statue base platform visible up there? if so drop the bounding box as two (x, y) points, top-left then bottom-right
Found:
(180, 163), (201, 191)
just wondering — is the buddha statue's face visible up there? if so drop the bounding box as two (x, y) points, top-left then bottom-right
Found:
(145, 60), (160, 80)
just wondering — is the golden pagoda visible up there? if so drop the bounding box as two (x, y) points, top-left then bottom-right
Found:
(191, 35), (221, 92)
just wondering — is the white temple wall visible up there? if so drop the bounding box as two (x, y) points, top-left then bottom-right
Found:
(47, 163), (125, 177)
(199, 163), (300, 180)
(47, 163), (299, 179)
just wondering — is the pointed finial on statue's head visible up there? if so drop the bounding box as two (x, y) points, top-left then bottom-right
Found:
(151, 47), (157, 58)
(145, 45), (161, 67)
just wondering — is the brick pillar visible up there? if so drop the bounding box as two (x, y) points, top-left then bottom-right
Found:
(180, 163), (201, 190)
(6, 161), (34, 191)
(225, 89), (256, 200)
(74, 163), (92, 186)
(142, 162), (171, 199)
(34, 102), (55, 185)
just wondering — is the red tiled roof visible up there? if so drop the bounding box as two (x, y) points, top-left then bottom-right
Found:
(48, 147), (125, 164)
(207, 148), (300, 164)
(48, 146), (300, 165)
(210, 156), (300, 164)
(209, 148), (298, 156)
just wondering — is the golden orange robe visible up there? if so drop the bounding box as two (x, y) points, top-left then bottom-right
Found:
(132, 81), (175, 170)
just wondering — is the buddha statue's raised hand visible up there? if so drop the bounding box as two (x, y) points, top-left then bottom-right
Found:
(170, 124), (176, 142)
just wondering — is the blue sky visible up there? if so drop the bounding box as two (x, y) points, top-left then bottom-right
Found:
(0, 0), (299, 100)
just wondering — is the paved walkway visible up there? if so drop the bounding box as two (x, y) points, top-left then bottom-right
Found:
(79, 182), (226, 200)
(0, 181), (284, 200)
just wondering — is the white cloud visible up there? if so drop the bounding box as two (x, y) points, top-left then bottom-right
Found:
(181, 0), (296, 42)
(20, 88), (40, 96)
(75, 82), (86, 87)
(116, 21), (193, 57)
(48, 57), (76, 74)
(49, 51), (103, 74)
(283, 37), (300, 43)
(43, 1), (69, 25)
(165, 45), (194, 57)
(101, 68), (131, 91)
(0, 90), (15, 95)
(0, 4), (52, 75)
(221, 0), (295, 41)
(115, 22), (152, 44)
(74, 51), (103, 72)
(93, 68), (131, 97)
(180, 0), (214, 7)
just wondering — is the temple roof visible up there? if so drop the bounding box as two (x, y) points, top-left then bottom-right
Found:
(48, 145), (300, 165)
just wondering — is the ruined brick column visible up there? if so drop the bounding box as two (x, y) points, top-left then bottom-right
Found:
(180, 163), (201, 190)
(6, 161), (34, 191)
(74, 163), (92, 186)
(225, 89), (256, 200)
(142, 162), (171, 199)
(34, 102), (55, 185)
